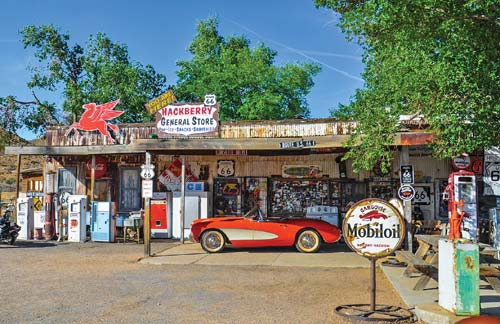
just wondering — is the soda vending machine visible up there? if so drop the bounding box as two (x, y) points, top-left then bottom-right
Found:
(91, 201), (115, 242)
(150, 197), (168, 239)
(17, 197), (34, 240)
(68, 195), (87, 242)
(444, 171), (478, 241)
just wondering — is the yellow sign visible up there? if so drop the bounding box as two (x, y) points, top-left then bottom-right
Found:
(33, 197), (43, 211)
(145, 90), (176, 114)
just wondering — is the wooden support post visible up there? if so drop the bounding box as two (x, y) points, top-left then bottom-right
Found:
(180, 156), (186, 244)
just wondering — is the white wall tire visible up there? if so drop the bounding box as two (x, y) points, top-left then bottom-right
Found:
(295, 230), (321, 253)
(200, 230), (225, 253)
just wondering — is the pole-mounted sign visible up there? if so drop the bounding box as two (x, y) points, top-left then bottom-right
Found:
(400, 165), (414, 184)
(336, 198), (411, 322)
(343, 198), (405, 258)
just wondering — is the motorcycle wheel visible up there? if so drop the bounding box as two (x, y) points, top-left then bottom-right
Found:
(8, 235), (16, 246)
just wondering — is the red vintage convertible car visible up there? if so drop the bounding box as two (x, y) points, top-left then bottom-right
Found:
(190, 207), (341, 253)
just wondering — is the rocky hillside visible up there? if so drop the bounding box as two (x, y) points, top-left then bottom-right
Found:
(0, 128), (45, 192)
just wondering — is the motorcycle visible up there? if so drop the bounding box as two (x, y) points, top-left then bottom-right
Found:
(0, 207), (21, 245)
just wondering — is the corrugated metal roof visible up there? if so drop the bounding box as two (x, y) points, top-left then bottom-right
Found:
(45, 118), (358, 146)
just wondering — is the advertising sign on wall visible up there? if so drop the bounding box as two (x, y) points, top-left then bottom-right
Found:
(343, 198), (405, 258)
(281, 165), (322, 178)
(86, 156), (108, 179)
(155, 94), (219, 137)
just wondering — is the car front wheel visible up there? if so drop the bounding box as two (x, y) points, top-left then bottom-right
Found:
(295, 229), (321, 253)
(200, 230), (225, 253)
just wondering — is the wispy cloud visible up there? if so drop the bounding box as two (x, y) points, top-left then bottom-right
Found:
(296, 50), (361, 61)
(227, 19), (364, 83)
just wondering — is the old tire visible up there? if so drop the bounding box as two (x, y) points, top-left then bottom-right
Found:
(295, 229), (321, 253)
(200, 230), (225, 253)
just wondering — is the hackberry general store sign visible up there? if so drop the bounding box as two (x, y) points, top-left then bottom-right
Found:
(343, 198), (405, 258)
(155, 94), (219, 137)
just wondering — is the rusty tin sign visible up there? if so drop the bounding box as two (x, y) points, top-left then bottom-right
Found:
(145, 90), (176, 114)
(343, 198), (405, 258)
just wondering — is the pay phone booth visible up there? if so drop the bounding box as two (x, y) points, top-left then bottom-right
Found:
(17, 197), (34, 240)
(68, 195), (87, 242)
(91, 201), (115, 242)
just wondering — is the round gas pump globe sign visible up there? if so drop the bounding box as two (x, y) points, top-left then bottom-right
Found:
(343, 198), (405, 258)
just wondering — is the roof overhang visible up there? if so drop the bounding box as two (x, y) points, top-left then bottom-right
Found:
(4, 132), (434, 156)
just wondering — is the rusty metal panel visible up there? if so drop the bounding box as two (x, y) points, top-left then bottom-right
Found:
(400, 133), (434, 146)
(219, 119), (357, 139)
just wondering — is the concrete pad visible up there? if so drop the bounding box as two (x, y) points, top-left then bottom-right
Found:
(273, 252), (370, 268)
(381, 264), (500, 323)
(141, 242), (370, 268)
(381, 264), (438, 307)
(414, 304), (466, 324)
(196, 250), (279, 266)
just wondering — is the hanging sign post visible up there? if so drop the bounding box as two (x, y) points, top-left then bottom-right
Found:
(336, 198), (412, 322)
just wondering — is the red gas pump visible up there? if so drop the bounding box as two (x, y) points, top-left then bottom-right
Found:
(443, 170), (478, 241)
(44, 193), (55, 239)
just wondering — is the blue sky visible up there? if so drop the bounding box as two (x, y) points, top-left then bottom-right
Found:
(0, 0), (364, 139)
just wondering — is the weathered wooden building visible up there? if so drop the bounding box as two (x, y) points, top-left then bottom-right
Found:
(6, 117), (456, 224)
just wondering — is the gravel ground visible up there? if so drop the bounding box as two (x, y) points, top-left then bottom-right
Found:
(0, 240), (419, 324)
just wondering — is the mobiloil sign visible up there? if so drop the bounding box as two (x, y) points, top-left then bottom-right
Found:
(343, 198), (405, 258)
(336, 198), (412, 321)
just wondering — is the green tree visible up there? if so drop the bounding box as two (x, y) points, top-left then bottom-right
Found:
(1, 25), (167, 135)
(174, 18), (321, 120)
(316, 0), (500, 172)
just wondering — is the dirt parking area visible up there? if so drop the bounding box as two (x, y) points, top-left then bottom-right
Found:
(0, 240), (418, 324)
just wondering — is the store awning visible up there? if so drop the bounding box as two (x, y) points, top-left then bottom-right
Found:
(4, 132), (433, 156)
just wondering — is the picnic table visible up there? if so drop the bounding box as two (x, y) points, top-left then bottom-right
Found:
(395, 235), (440, 290)
(395, 234), (500, 292)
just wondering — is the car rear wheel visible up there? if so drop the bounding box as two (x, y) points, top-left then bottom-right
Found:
(295, 229), (321, 253)
(200, 230), (225, 253)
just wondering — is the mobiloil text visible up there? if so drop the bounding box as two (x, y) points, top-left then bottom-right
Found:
(347, 223), (401, 239)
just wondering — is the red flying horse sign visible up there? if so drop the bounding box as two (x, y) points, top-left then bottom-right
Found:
(65, 99), (123, 143)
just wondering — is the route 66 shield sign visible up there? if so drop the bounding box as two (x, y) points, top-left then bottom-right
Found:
(217, 160), (235, 177)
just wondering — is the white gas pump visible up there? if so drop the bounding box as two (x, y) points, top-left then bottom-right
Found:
(444, 171), (478, 241)
(17, 197), (34, 240)
(67, 195), (87, 242)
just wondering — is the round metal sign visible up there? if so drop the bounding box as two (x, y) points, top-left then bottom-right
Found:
(398, 185), (415, 201)
(343, 198), (405, 258)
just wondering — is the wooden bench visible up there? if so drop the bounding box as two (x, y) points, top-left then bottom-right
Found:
(480, 266), (500, 293)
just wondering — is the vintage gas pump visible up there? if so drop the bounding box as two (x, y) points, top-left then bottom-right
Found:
(439, 170), (480, 316)
(44, 194), (56, 239)
(443, 170), (478, 241)
(17, 197), (34, 240)
(67, 195), (87, 242)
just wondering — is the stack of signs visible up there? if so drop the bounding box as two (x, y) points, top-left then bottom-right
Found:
(398, 165), (415, 201)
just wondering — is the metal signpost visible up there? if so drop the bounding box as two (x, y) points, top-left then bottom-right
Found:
(142, 152), (154, 257)
(336, 198), (412, 322)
